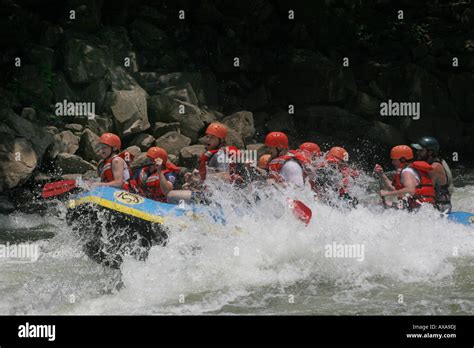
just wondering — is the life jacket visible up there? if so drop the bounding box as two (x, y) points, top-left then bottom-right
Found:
(268, 150), (310, 183)
(391, 161), (435, 208)
(294, 149), (313, 162)
(198, 146), (240, 182)
(294, 149), (319, 190)
(432, 158), (453, 205)
(97, 151), (138, 192)
(137, 162), (181, 202)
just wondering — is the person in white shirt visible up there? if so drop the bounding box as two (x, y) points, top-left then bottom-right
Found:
(264, 132), (308, 187)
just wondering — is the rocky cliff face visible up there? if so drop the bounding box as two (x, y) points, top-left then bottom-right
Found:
(0, 0), (473, 195)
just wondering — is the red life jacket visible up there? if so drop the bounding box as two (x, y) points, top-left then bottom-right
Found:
(198, 146), (239, 181)
(392, 161), (435, 206)
(137, 162), (181, 202)
(97, 151), (138, 192)
(268, 150), (310, 183)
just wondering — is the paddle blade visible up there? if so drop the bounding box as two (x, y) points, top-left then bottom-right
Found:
(41, 180), (77, 199)
(289, 199), (312, 225)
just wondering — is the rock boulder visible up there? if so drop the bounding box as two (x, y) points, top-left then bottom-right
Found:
(155, 131), (191, 156)
(109, 89), (150, 136)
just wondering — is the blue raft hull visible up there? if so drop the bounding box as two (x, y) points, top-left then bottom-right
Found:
(66, 187), (223, 268)
(68, 186), (224, 224)
(67, 187), (473, 229)
(447, 211), (474, 227)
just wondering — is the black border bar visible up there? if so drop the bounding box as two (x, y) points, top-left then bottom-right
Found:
(1, 315), (473, 345)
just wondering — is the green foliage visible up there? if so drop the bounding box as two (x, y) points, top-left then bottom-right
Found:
(38, 64), (56, 89)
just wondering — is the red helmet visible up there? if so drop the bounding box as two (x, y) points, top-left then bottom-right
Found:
(98, 133), (121, 150)
(390, 145), (413, 160)
(146, 146), (168, 165)
(299, 142), (321, 156)
(326, 146), (348, 162)
(205, 123), (227, 139)
(265, 132), (289, 149)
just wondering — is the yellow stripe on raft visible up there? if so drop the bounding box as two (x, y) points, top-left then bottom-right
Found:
(69, 196), (165, 224)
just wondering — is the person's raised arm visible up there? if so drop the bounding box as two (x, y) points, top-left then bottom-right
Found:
(374, 164), (394, 190)
(380, 171), (416, 198)
(152, 157), (172, 195)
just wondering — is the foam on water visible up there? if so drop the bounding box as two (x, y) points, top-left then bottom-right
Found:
(70, 181), (474, 315)
(0, 208), (118, 315)
(1, 170), (472, 315)
(452, 185), (474, 212)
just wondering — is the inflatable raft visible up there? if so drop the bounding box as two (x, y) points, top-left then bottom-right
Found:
(66, 187), (472, 268)
(447, 211), (474, 227)
(66, 187), (223, 268)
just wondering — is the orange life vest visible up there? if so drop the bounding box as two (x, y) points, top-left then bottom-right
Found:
(137, 162), (181, 202)
(97, 151), (138, 192)
(268, 150), (310, 183)
(392, 161), (435, 206)
(199, 146), (240, 181)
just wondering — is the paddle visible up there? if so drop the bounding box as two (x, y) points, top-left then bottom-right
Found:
(288, 198), (312, 225)
(41, 180), (78, 199)
(271, 184), (312, 225)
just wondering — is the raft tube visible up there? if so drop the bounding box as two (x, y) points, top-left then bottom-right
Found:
(447, 211), (474, 227)
(66, 187), (224, 268)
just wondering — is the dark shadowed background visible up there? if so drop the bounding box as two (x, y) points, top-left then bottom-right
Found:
(1, 0), (473, 196)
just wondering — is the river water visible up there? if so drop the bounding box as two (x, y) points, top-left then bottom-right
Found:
(0, 170), (473, 315)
